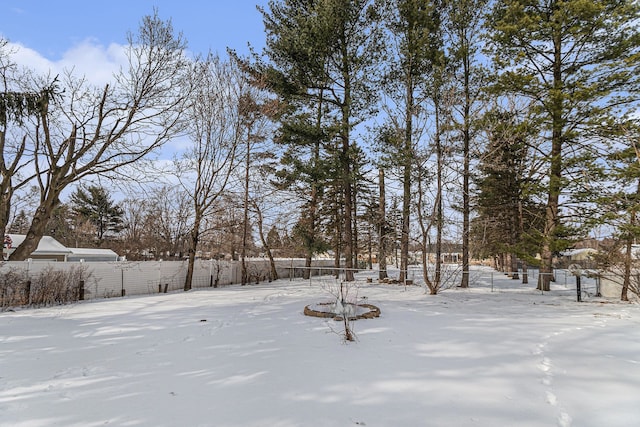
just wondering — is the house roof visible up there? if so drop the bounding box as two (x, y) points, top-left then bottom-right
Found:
(6, 234), (72, 255)
(67, 248), (120, 261)
(68, 248), (119, 257)
(560, 248), (597, 257)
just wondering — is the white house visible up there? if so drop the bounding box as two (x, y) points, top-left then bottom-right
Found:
(3, 234), (120, 262)
(4, 234), (72, 261)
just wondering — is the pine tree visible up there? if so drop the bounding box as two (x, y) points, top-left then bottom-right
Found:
(473, 108), (540, 274)
(70, 185), (123, 244)
(8, 210), (29, 234)
(376, 0), (443, 283)
(594, 123), (640, 301)
(259, 0), (382, 280)
(444, 0), (488, 288)
(486, 0), (640, 290)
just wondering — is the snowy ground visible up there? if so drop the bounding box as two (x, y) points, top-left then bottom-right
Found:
(1, 266), (639, 427)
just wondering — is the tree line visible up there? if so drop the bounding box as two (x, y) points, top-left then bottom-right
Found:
(2, 1), (639, 299)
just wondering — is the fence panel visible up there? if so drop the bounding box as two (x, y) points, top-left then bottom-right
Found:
(1, 258), (337, 306)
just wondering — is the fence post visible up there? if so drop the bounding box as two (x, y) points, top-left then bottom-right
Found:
(26, 280), (31, 305)
(121, 268), (126, 297)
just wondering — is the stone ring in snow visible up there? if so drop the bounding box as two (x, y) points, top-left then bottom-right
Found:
(303, 301), (380, 321)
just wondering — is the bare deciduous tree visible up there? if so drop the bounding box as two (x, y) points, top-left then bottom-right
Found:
(177, 53), (244, 291)
(7, 12), (191, 260)
(1, 39), (42, 245)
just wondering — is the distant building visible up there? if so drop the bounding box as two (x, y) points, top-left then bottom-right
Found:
(67, 247), (120, 262)
(556, 248), (598, 269)
(3, 234), (119, 262)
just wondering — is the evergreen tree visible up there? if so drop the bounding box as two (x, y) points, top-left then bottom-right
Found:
(8, 210), (29, 234)
(486, 0), (640, 290)
(70, 185), (123, 244)
(376, 0), (443, 283)
(593, 122), (640, 301)
(444, 0), (488, 288)
(259, 0), (382, 281)
(473, 108), (543, 276)
(46, 204), (80, 248)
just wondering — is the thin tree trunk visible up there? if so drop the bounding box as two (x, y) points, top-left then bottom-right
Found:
(400, 79), (414, 283)
(367, 224), (373, 269)
(622, 180), (639, 301)
(241, 131), (251, 286)
(184, 208), (202, 291)
(302, 191), (316, 278)
(334, 200), (343, 279)
(302, 90), (324, 280)
(342, 135), (354, 282)
(434, 105), (443, 289)
(185, 233), (197, 291)
(417, 168), (436, 294)
(510, 252), (519, 280)
(353, 183), (359, 272)
(623, 229), (632, 302)
(254, 202), (278, 281)
(518, 201), (528, 284)
(460, 44), (471, 289)
(378, 169), (388, 280)
(340, 40), (354, 282)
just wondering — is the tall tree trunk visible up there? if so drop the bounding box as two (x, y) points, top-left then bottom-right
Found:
(434, 103), (444, 289)
(400, 80), (414, 283)
(460, 43), (471, 289)
(518, 201), (528, 284)
(334, 200), (343, 279)
(378, 169), (388, 280)
(303, 182), (318, 280)
(623, 225), (632, 302)
(241, 134), (251, 286)
(303, 90), (324, 280)
(340, 36), (355, 282)
(352, 183), (359, 272)
(622, 180), (639, 301)
(539, 23), (564, 292)
(341, 113), (354, 282)
(367, 222), (373, 269)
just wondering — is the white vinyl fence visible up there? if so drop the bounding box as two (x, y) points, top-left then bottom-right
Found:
(0, 258), (337, 304)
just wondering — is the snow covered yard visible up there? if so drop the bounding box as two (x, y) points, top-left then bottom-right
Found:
(1, 267), (639, 427)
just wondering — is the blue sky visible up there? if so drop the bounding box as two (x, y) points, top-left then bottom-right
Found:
(0, 1), (269, 59)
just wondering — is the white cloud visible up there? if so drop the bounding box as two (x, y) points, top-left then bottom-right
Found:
(7, 39), (126, 87)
